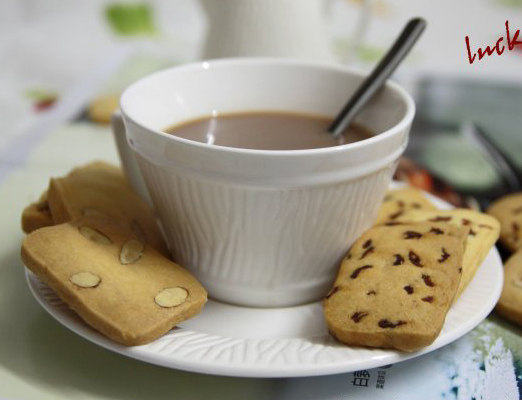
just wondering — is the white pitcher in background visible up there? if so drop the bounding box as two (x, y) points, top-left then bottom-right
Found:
(199, 0), (371, 63)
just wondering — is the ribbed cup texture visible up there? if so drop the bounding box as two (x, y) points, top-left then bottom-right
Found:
(139, 158), (394, 306)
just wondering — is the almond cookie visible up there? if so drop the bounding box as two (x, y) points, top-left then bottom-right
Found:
(374, 188), (437, 225)
(21, 215), (207, 346)
(495, 249), (522, 326)
(324, 221), (468, 352)
(47, 161), (168, 256)
(394, 209), (500, 298)
(487, 193), (522, 252)
(21, 191), (54, 234)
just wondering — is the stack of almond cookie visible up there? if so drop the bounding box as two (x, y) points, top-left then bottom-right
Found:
(487, 193), (522, 327)
(21, 161), (207, 346)
(324, 187), (500, 352)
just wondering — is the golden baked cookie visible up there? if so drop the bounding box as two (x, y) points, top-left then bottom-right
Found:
(487, 193), (522, 252)
(47, 161), (168, 257)
(324, 221), (468, 352)
(395, 209), (500, 298)
(374, 188), (437, 225)
(21, 191), (54, 234)
(21, 215), (207, 346)
(88, 94), (119, 124)
(496, 249), (522, 326)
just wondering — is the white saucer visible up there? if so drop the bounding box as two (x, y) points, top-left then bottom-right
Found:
(25, 243), (502, 378)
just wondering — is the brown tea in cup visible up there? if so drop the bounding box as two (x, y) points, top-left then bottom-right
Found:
(164, 111), (372, 150)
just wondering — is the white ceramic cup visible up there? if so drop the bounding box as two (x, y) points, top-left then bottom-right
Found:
(116, 58), (415, 307)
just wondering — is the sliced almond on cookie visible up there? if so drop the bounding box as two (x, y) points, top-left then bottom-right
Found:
(120, 239), (145, 264)
(78, 226), (112, 244)
(155, 287), (189, 308)
(70, 272), (101, 288)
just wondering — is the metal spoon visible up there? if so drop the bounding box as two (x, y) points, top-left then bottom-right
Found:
(328, 17), (427, 137)
(461, 121), (522, 193)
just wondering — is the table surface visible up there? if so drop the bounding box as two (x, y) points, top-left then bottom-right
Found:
(1, 1), (522, 399)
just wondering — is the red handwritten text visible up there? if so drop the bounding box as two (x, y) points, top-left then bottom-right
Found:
(465, 20), (522, 64)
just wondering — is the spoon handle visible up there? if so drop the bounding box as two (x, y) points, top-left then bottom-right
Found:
(328, 17), (427, 137)
(461, 121), (522, 192)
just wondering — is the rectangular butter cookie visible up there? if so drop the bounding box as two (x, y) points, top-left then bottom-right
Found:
(324, 221), (468, 352)
(47, 161), (168, 256)
(374, 188), (437, 225)
(21, 215), (207, 346)
(21, 190), (54, 234)
(394, 208), (500, 298)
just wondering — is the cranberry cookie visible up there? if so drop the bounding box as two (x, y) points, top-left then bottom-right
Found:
(324, 221), (468, 352)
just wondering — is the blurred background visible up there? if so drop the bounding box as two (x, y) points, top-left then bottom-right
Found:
(1, 0), (521, 206)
